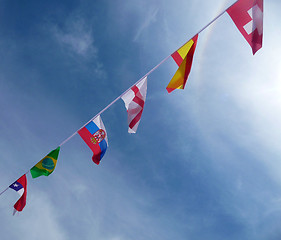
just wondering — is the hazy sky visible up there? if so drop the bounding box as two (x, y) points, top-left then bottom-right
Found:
(1, 0), (281, 239)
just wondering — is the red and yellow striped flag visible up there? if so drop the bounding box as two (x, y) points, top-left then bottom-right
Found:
(166, 34), (198, 93)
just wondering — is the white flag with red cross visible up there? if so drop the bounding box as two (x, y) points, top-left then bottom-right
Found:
(122, 77), (147, 134)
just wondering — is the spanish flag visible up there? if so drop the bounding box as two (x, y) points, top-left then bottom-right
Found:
(166, 34), (198, 93)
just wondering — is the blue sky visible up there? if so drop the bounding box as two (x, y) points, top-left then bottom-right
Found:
(1, 0), (281, 239)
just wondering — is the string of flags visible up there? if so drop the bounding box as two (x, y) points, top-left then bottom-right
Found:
(0, 0), (264, 214)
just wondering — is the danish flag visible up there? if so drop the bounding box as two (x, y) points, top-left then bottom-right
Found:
(227, 0), (263, 55)
(122, 77), (147, 133)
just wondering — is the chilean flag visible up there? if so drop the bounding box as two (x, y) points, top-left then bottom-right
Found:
(78, 115), (108, 165)
(9, 174), (27, 215)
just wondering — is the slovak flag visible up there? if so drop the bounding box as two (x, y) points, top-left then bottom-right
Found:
(121, 76), (147, 133)
(78, 115), (108, 165)
(227, 0), (263, 55)
(9, 174), (27, 215)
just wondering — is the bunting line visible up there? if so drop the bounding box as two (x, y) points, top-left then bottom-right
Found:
(0, 187), (9, 196)
(0, 0), (240, 198)
(58, 0), (240, 147)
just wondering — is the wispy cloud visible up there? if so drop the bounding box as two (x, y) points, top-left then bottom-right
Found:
(2, 190), (67, 240)
(52, 18), (97, 58)
(50, 16), (106, 78)
(134, 7), (159, 42)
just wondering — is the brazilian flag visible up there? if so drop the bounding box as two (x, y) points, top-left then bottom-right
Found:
(30, 147), (60, 178)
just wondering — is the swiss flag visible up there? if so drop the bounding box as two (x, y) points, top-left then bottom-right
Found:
(227, 0), (263, 55)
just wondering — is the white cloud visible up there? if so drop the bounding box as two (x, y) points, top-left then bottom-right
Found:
(52, 18), (97, 58)
(50, 16), (106, 78)
(134, 7), (159, 42)
(1, 189), (67, 240)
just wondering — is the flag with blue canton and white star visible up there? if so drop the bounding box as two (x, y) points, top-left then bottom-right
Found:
(9, 174), (27, 214)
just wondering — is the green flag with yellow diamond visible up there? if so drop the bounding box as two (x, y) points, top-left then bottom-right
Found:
(30, 147), (60, 178)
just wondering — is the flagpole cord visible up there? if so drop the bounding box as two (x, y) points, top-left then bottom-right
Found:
(0, 187), (9, 196)
(196, 0), (239, 37)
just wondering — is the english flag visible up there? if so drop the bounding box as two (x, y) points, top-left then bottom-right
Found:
(227, 0), (263, 55)
(9, 174), (27, 215)
(122, 77), (147, 133)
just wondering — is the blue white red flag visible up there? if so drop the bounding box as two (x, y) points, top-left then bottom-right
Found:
(78, 115), (108, 165)
(9, 174), (27, 215)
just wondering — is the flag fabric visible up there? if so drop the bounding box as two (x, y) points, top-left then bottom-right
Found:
(227, 0), (263, 55)
(9, 174), (27, 214)
(166, 34), (198, 93)
(78, 115), (108, 165)
(30, 147), (60, 178)
(121, 77), (147, 133)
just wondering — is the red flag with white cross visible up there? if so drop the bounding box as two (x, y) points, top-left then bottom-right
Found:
(227, 0), (263, 55)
